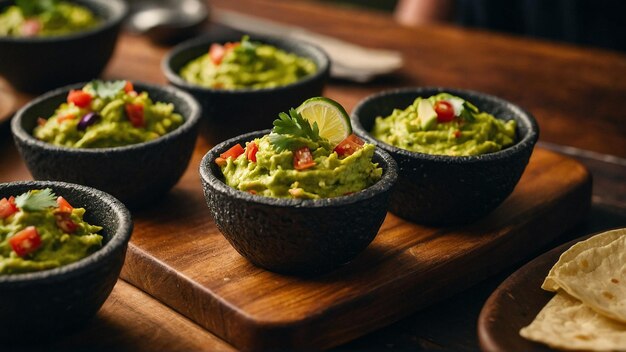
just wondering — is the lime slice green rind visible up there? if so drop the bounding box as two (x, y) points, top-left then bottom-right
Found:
(296, 97), (352, 146)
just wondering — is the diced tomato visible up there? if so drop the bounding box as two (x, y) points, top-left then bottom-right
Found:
(215, 157), (227, 167)
(56, 113), (76, 124)
(9, 226), (42, 257)
(37, 117), (47, 126)
(56, 196), (74, 214)
(21, 19), (41, 37)
(248, 190), (257, 195)
(293, 147), (315, 170)
(125, 103), (145, 128)
(334, 134), (365, 157)
(209, 42), (239, 65)
(220, 144), (245, 160)
(124, 81), (135, 94)
(434, 101), (455, 122)
(246, 142), (258, 162)
(454, 130), (462, 138)
(0, 196), (18, 219)
(67, 90), (92, 108)
(55, 213), (77, 233)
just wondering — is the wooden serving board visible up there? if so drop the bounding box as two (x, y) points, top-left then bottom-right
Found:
(120, 145), (591, 351)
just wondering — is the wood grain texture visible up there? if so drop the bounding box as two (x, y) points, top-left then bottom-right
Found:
(120, 147), (592, 350)
(11, 280), (235, 352)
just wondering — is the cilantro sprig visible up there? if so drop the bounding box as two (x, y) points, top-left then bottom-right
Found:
(269, 109), (321, 151)
(16, 0), (58, 17)
(14, 188), (57, 212)
(90, 80), (126, 99)
(459, 101), (478, 122)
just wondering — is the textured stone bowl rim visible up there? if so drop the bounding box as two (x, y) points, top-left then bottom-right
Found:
(0, 0), (127, 44)
(351, 87), (539, 164)
(11, 81), (201, 155)
(0, 181), (132, 286)
(162, 34), (331, 94)
(200, 129), (398, 208)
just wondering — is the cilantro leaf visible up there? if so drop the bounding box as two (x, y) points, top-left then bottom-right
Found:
(90, 80), (126, 99)
(15, 188), (57, 212)
(16, 0), (58, 17)
(459, 101), (477, 122)
(269, 109), (321, 151)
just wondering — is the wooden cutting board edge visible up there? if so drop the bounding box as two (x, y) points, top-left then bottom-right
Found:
(120, 158), (592, 350)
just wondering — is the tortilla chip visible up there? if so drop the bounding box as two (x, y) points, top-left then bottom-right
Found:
(543, 228), (625, 292)
(520, 291), (626, 351)
(548, 233), (626, 323)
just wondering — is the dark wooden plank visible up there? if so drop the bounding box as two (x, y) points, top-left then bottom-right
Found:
(120, 148), (592, 350)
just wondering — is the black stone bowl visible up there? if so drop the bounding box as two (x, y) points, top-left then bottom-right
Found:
(352, 87), (539, 225)
(0, 181), (132, 340)
(0, 0), (127, 93)
(11, 82), (201, 209)
(163, 34), (330, 144)
(199, 130), (398, 274)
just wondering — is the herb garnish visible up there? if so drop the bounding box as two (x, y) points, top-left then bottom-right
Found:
(90, 80), (126, 99)
(269, 109), (321, 151)
(459, 101), (478, 122)
(16, 0), (58, 17)
(14, 188), (57, 212)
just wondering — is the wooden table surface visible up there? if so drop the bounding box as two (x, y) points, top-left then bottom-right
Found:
(1, 0), (625, 350)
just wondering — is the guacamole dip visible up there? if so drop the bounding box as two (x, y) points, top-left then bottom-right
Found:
(0, 0), (99, 37)
(371, 93), (516, 156)
(34, 80), (184, 148)
(180, 36), (317, 90)
(216, 108), (382, 199)
(0, 189), (102, 274)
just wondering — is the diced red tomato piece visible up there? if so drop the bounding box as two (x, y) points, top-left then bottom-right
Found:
(0, 196), (18, 219)
(21, 19), (41, 37)
(67, 90), (92, 108)
(209, 43), (226, 65)
(434, 101), (455, 122)
(55, 213), (77, 233)
(125, 103), (145, 128)
(246, 142), (258, 162)
(293, 147), (316, 170)
(56, 196), (74, 214)
(9, 226), (42, 257)
(334, 134), (365, 157)
(454, 130), (462, 138)
(215, 157), (227, 167)
(124, 81), (135, 94)
(37, 117), (47, 126)
(220, 144), (245, 160)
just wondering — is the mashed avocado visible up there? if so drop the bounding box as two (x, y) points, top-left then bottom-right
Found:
(0, 189), (102, 274)
(34, 80), (184, 148)
(0, 0), (99, 37)
(180, 36), (317, 90)
(372, 93), (516, 156)
(217, 108), (382, 199)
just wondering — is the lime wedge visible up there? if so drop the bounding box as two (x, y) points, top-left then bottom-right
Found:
(296, 97), (352, 146)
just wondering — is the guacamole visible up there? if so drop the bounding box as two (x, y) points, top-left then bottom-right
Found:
(34, 80), (184, 148)
(0, 189), (102, 274)
(0, 0), (99, 37)
(216, 108), (382, 199)
(371, 93), (517, 156)
(180, 36), (317, 90)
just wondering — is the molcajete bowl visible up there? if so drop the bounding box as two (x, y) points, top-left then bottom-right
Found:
(163, 34), (330, 144)
(0, 0), (127, 93)
(199, 130), (397, 274)
(11, 82), (201, 209)
(0, 180), (132, 340)
(352, 87), (539, 225)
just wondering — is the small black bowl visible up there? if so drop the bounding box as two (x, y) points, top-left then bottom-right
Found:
(352, 87), (539, 225)
(0, 0), (127, 93)
(199, 130), (397, 274)
(0, 181), (132, 340)
(11, 82), (201, 209)
(163, 34), (330, 144)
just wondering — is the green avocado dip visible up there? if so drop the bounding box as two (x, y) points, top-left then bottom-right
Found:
(34, 80), (184, 148)
(0, 189), (103, 274)
(180, 36), (317, 90)
(371, 93), (517, 156)
(215, 105), (382, 199)
(0, 0), (99, 37)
